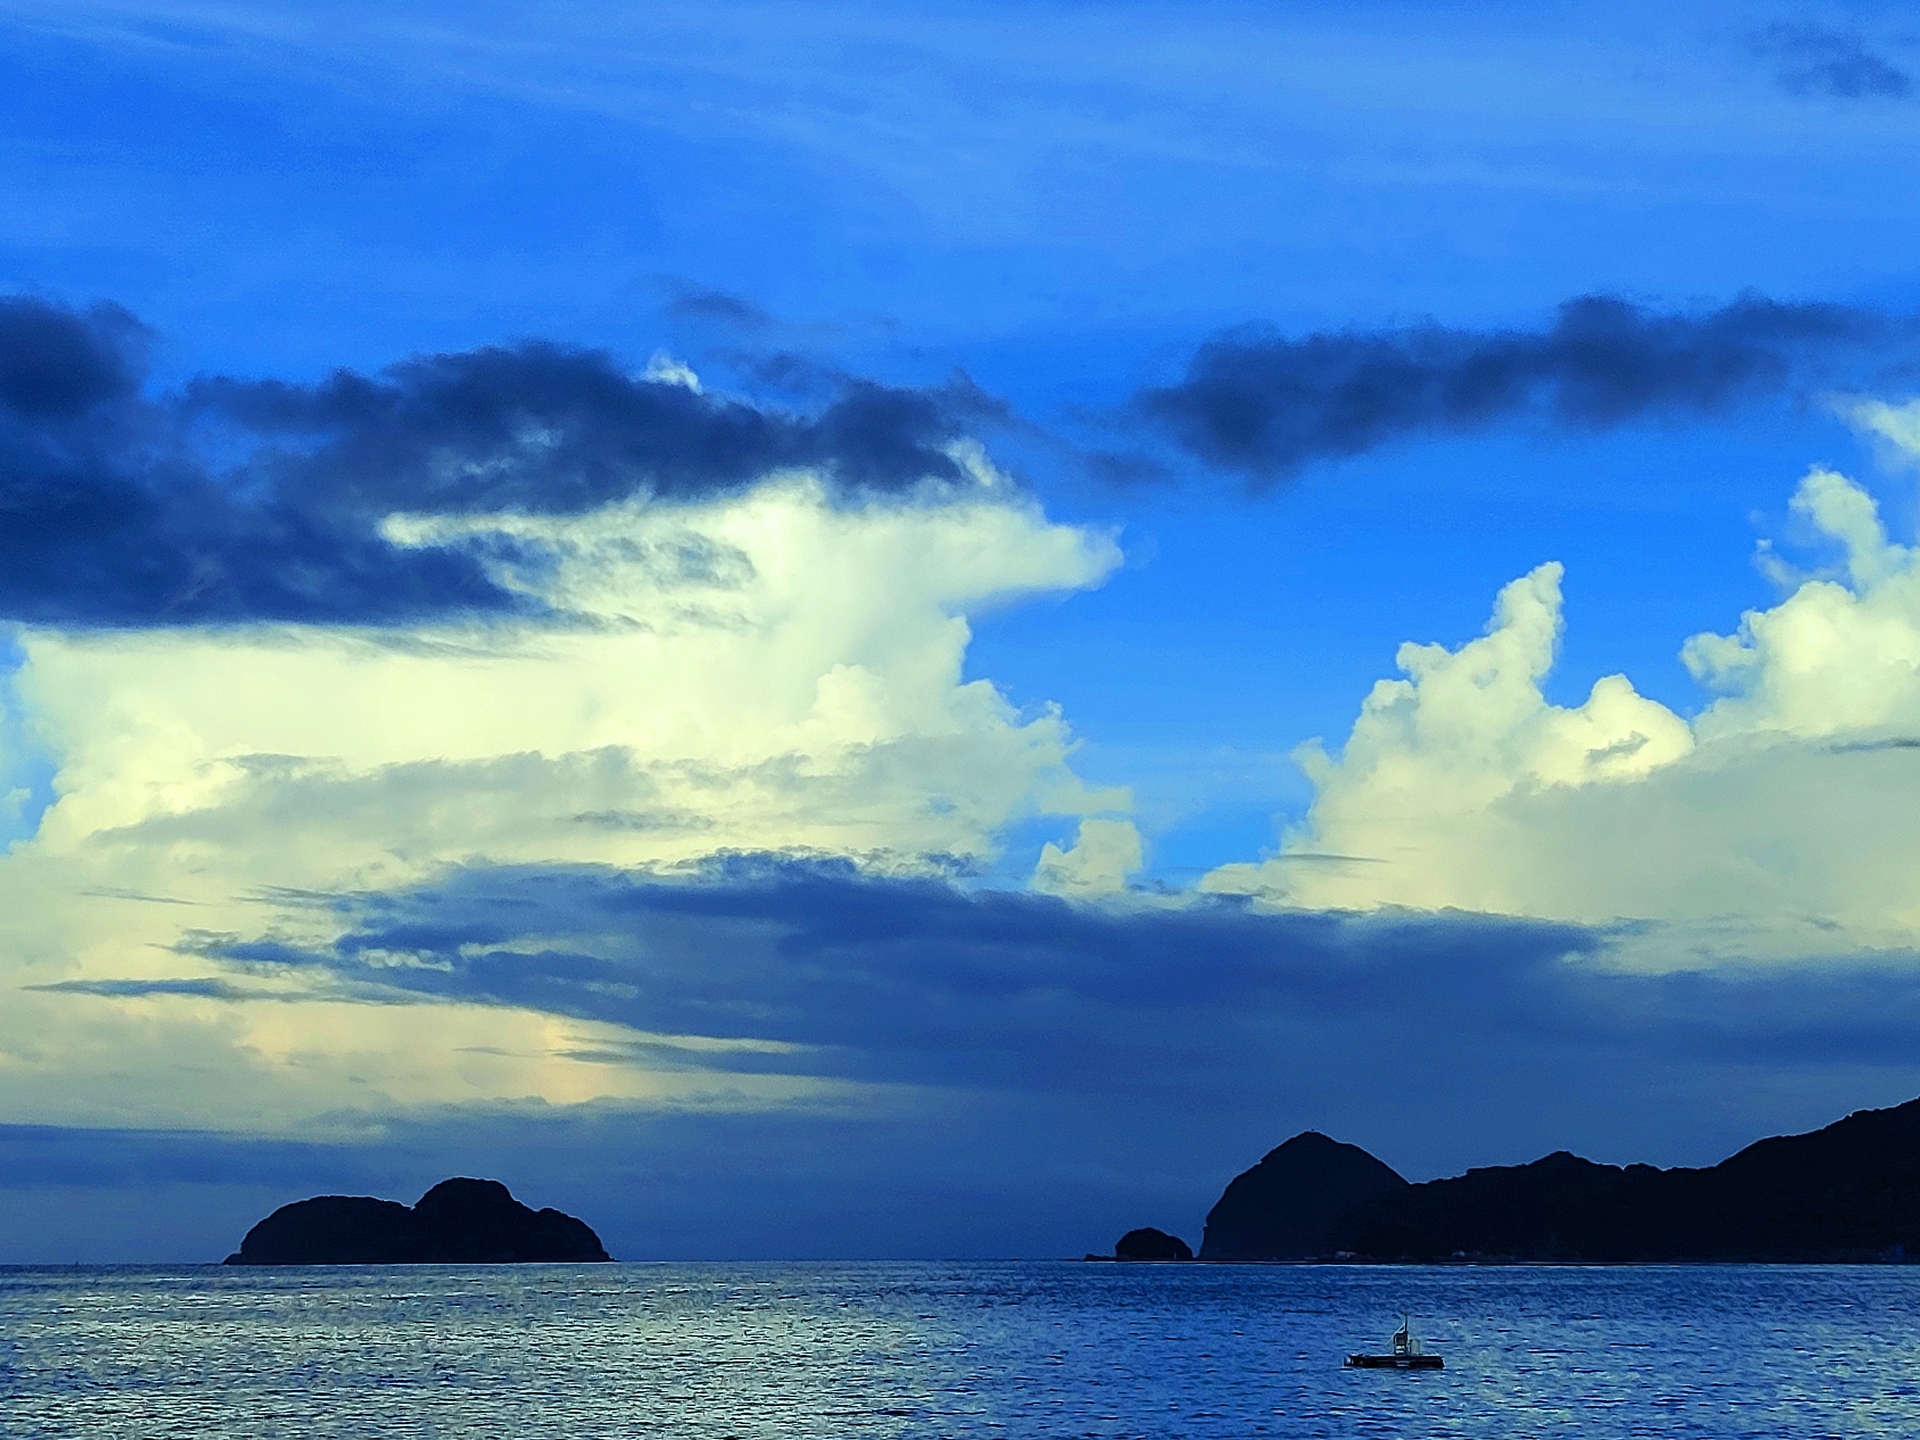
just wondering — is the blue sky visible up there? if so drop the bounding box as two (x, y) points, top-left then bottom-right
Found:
(9, 0), (1920, 1259)
(7, 0), (1914, 858)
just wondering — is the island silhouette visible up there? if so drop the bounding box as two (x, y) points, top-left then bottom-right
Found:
(1106, 1094), (1920, 1263)
(225, 1177), (611, 1265)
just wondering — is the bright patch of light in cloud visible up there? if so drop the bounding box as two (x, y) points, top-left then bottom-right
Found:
(0, 472), (1123, 1130)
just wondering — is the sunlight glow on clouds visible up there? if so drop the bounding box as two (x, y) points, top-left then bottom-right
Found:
(20, 469), (1121, 874)
(0, 469), (1123, 1129)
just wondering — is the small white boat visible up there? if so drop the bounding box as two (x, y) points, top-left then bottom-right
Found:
(1346, 1315), (1443, 1369)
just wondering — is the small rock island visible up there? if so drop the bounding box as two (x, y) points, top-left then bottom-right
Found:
(224, 1177), (611, 1265)
(1112, 1227), (1193, 1260)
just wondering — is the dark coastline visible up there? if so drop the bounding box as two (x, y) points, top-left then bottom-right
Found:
(1104, 1095), (1920, 1266)
(1082, 1255), (1920, 1265)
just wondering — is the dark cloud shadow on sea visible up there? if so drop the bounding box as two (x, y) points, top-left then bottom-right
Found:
(0, 295), (1009, 627)
(1131, 293), (1917, 485)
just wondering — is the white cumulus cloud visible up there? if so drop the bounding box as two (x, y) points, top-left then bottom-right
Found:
(1032, 817), (1144, 897)
(1207, 449), (1920, 961)
(0, 472), (1125, 1130)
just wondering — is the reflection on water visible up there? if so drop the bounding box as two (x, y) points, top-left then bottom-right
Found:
(5, 1261), (1920, 1437)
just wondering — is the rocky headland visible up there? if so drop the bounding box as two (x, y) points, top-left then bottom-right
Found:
(1123, 1095), (1920, 1263)
(224, 1177), (611, 1265)
(1200, 1131), (1407, 1260)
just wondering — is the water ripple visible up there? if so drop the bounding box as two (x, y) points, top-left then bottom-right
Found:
(4, 1262), (1919, 1438)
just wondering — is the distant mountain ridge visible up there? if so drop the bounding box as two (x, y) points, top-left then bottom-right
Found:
(224, 1178), (611, 1265)
(1198, 1097), (1920, 1262)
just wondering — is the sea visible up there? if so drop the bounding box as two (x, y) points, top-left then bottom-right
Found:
(5, 1261), (1919, 1438)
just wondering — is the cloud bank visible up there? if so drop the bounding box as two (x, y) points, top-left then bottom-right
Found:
(186, 857), (1600, 1101)
(0, 476), (1125, 1117)
(1138, 294), (1903, 480)
(1753, 24), (1912, 100)
(184, 852), (1920, 1090)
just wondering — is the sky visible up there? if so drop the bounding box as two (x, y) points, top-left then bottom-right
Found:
(9, 0), (1920, 1260)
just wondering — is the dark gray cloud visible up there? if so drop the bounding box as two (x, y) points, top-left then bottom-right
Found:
(189, 856), (1607, 1103)
(0, 297), (149, 416)
(0, 296), (1005, 626)
(26, 976), (325, 1002)
(175, 858), (1920, 1161)
(1136, 293), (1905, 481)
(1754, 23), (1912, 99)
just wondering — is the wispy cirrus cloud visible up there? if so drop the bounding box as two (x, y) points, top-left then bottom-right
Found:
(1752, 23), (1912, 100)
(26, 977), (300, 1001)
(659, 282), (779, 332)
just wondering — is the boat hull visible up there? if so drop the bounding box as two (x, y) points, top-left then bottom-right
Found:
(1345, 1354), (1443, 1369)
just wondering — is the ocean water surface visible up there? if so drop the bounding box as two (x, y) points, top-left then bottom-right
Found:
(4, 1261), (1918, 1437)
